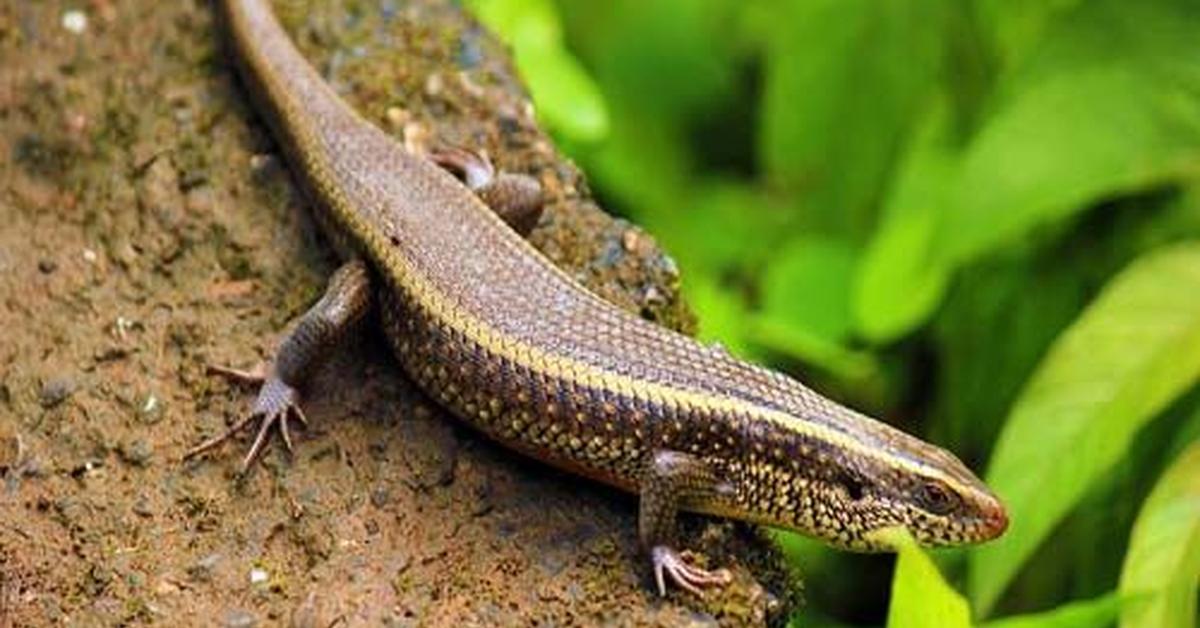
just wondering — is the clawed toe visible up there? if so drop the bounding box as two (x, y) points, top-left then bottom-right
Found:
(185, 374), (308, 473)
(430, 145), (495, 189)
(651, 546), (733, 597)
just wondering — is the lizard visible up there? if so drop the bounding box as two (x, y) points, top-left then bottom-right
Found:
(188, 0), (1009, 596)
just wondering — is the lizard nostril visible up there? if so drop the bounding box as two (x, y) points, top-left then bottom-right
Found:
(985, 504), (1009, 537)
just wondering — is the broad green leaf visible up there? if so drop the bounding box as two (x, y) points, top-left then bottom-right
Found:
(862, 0), (1200, 340)
(467, 0), (609, 142)
(979, 594), (1121, 628)
(931, 187), (1200, 490)
(883, 528), (971, 628)
(935, 0), (1200, 268)
(853, 102), (955, 342)
(556, 0), (741, 124)
(761, 236), (858, 343)
(647, 180), (793, 277)
(1118, 439), (1200, 628)
(930, 249), (1090, 466)
(973, 0), (1086, 68)
(583, 106), (690, 220)
(759, 0), (946, 237)
(970, 242), (1200, 613)
(937, 69), (1200, 267)
(1168, 402), (1200, 462)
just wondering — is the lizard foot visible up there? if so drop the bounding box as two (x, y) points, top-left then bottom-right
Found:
(429, 144), (543, 236)
(185, 369), (309, 473)
(651, 545), (732, 597)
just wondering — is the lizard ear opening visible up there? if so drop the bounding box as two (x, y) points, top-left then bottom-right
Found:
(836, 470), (866, 501)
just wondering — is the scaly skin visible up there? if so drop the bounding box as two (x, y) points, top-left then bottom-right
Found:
(198, 0), (1009, 595)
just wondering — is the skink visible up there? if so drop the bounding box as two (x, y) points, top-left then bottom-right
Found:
(190, 0), (1009, 595)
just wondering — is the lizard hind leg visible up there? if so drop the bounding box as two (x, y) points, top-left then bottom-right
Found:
(185, 260), (371, 473)
(430, 145), (544, 237)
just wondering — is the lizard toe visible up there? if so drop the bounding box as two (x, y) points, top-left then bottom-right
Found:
(651, 545), (732, 597)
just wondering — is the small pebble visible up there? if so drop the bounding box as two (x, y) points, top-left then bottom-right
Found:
(379, 0), (398, 19)
(456, 34), (483, 69)
(21, 455), (46, 478)
(132, 495), (154, 518)
(249, 567), (268, 585)
(65, 111), (87, 135)
(248, 153), (275, 173)
(656, 253), (680, 278)
(424, 73), (443, 97)
(93, 345), (128, 363)
(188, 553), (222, 582)
(622, 229), (640, 252)
(642, 285), (665, 306)
(40, 377), (76, 408)
(119, 439), (153, 467)
(385, 106), (408, 129)
(69, 460), (104, 479)
(137, 393), (164, 424)
(222, 608), (257, 628)
(61, 10), (87, 34)
(370, 486), (390, 508)
(114, 316), (136, 340)
(82, 248), (98, 264)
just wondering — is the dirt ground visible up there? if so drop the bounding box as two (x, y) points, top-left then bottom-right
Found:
(0, 1), (799, 625)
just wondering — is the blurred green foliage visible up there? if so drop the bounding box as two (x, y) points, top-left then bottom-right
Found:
(472, 0), (1200, 625)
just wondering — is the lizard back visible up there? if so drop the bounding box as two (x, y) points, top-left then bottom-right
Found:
(219, 0), (996, 534)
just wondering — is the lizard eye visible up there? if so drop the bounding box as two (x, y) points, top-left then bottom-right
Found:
(917, 480), (959, 515)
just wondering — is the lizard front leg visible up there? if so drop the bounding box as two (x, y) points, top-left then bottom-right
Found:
(430, 146), (544, 236)
(640, 450), (735, 596)
(186, 259), (372, 472)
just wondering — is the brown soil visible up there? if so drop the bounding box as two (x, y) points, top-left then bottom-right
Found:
(0, 1), (799, 625)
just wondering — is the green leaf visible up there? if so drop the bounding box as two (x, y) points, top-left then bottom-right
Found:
(979, 594), (1121, 628)
(467, 0), (609, 142)
(759, 0), (946, 236)
(860, 0), (1200, 340)
(853, 101), (955, 342)
(648, 180), (793, 277)
(685, 273), (758, 361)
(970, 242), (1200, 614)
(748, 316), (879, 386)
(761, 236), (858, 343)
(1118, 439), (1200, 628)
(556, 0), (742, 124)
(755, 235), (880, 381)
(973, 0), (1087, 68)
(935, 0), (1200, 268)
(883, 528), (971, 628)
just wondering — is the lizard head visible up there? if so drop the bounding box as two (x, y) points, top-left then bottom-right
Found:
(853, 442), (1009, 549)
(723, 413), (1008, 551)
